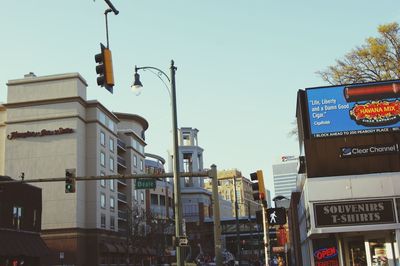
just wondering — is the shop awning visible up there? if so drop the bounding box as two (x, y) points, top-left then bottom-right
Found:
(0, 229), (49, 257)
(115, 244), (126, 253)
(100, 243), (117, 253)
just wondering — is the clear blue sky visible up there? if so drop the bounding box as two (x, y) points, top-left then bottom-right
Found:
(1, 1), (400, 195)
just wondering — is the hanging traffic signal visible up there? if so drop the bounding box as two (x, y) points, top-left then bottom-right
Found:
(65, 169), (76, 193)
(250, 170), (265, 201)
(95, 43), (114, 93)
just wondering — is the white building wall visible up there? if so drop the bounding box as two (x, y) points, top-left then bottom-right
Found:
(7, 73), (87, 103)
(0, 106), (6, 175)
(273, 161), (298, 199)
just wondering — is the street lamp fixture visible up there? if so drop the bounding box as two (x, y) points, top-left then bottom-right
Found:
(131, 60), (184, 266)
(272, 195), (289, 208)
(132, 72), (143, 91)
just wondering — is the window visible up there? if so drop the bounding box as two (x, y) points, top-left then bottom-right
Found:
(101, 193), (106, 208)
(138, 144), (144, 155)
(108, 120), (115, 132)
(183, 204), (198, 218)
(110, 216), (115, 230)
(100, 131), (105, 146)
(140, 159), (144, 171)
(133, 155), (137, 167)
(100, 152), (105, 167)
(110, 157), (114, 172)
(225, 191), (230, 200)
(183, 132), (191, 145)
(101, 213), (106, 228)
(183, 153), (193, 172)
(134, 190), (138, 201)
(33, 209), (37, 227)
(140, 192), (144, 204)
(151, 194), (158, 205)
(100, 172), (106, 187)
(13, 206), (22, 230)
(99, 112), (106, 125)
(110, 197), (115, 211)
(203, 205), (210, 217)
(160, 195), (166, 206)
(110, 179), (114, 191)
(109, 138), (114, 152)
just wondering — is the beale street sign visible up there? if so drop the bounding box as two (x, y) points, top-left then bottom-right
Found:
(7, 128), (74, 140)
(135, 179), (156, 189)
(314, 199), (395, 227)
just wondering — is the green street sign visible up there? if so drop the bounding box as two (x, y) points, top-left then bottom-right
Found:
(135, 179), (156, 189)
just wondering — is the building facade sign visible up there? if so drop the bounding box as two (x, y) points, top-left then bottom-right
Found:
(7, 128), (74, 140)
(305, 81), (400, 138)
(314, 199), (395, 227)
(340, 143), (400, 158)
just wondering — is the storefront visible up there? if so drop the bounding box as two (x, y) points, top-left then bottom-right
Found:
(307, 197), (400, 266)
(293, 77), (400, 266)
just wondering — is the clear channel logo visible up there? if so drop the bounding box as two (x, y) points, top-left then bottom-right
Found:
(340, 144), (399, 158)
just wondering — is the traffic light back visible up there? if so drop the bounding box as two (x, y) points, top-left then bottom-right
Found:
(250, 170), (265, 201)
(95, 43), (114, 93)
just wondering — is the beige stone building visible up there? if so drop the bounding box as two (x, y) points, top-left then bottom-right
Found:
(204, 169), (261, 218)
(0, 72), (157, 265)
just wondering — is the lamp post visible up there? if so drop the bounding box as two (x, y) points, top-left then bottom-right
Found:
(132, 60), (184, 266)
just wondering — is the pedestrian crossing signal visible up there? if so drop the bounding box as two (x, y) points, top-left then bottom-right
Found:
(267, 207), (286, 225)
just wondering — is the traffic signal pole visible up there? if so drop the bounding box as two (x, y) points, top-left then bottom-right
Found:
(0, 168), (224, 266)
(262, 203), (270, 266)
(0, 171), (211, 185)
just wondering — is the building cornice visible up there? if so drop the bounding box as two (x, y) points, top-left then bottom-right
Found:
(7, 73), (88, 87)
(3, 96), (87, 109)
(113, 112), (149, 130)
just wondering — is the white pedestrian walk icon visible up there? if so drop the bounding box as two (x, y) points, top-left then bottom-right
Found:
(270, 211), (277, 223)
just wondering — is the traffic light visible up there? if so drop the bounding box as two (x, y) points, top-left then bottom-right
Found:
(65, 169), (76, 193)
(250, 170), (265, 201)
(95, 43), (114, 93)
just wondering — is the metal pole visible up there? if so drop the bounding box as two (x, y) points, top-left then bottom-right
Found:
(262, 204), (269, 266)
(248, 202), (253, 259)
(210, 165), (222, 266)
(233, 177), (240, 265)
(170, 60), (183, 266)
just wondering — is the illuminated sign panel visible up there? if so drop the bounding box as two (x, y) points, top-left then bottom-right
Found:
(306, 81), (400, 138)
(312, 238), (339, 266)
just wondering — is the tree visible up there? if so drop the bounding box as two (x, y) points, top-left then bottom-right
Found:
(125, 205), (174, 266)
(317, 22), (400, 85)
(289, 22), (400, 139)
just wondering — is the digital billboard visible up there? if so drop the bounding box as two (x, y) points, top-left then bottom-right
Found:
(306, 80), (400, 138)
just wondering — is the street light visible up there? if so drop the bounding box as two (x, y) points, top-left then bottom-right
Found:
(131, 60), (184, 266)
(272, 195), (289, 209)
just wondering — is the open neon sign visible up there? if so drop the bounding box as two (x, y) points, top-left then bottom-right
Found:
(314, 247), (338, 260)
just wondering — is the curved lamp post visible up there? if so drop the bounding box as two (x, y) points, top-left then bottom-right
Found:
(131, 60), (183, 266)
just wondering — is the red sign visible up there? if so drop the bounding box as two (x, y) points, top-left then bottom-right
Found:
(315, 260), (339, 266)
(350, 100), (400, 126)
(7, 128), (74, 140)
(278, 227), (287, 246)
(314, 247), (337, 260)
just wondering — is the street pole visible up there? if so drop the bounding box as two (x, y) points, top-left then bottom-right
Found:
(210, 165), (222, 266)
(233, 177), (240, 265)
(169, 60), (184, 266)
(262, 204), (269, 266)
(248, 202), (253, 259)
